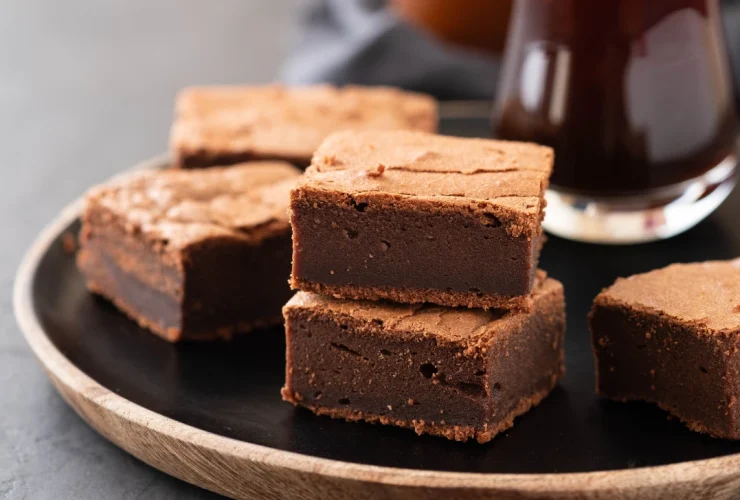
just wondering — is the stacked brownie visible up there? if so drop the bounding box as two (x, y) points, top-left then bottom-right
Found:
(282, 130), (566, 442)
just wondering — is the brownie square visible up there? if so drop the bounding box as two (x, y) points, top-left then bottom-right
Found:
(590, 260), (740, 438)
(282, 274), (565, 443)
(77, 162), (300, 342)
(289, 130), (553, 311)
(170, 84), (438, 169)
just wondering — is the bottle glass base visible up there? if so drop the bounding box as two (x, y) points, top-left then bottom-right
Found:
(542, 155), (737, 244)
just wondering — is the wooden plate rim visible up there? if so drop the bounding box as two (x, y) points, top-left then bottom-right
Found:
(13, 154), (740, 496)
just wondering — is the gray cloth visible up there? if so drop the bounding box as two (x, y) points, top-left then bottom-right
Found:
(280, 0), (498, 100)
(283, 0), (740, 105)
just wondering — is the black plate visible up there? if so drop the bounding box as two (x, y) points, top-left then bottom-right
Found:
(30, 115), (740, 474)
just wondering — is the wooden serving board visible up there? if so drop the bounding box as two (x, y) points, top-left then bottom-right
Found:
(14, 112), (740, 499)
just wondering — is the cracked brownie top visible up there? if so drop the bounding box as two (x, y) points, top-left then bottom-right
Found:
(171, 85), (438, 167)
(296, 130), (553, 238)
(595, 260), (740, 333)
(85, 161), (301, 248)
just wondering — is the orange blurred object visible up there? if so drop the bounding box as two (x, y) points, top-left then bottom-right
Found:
(391, 0), (512, 55)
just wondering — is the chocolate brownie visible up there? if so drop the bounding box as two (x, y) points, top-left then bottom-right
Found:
(170, 84), (438, 169)
(289, 130), (553, 311)
(282, 274), (565, 443)
(590, 260), (740, 439)
(77, 162), (300, 342)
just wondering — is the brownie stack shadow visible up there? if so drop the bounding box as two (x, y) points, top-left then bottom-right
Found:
(281, 129), (567, 443)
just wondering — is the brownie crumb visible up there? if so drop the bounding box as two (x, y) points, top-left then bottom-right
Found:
(323, 155), (343, 167)
(365, 163), (386, 177)
(61, 232), (78, 254)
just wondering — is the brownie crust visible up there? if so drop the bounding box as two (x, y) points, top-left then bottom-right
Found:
(290, 130), (552, 310)
(282, 383), (556, 443)
(590, 260), (740, 439)
(77, 162), (300, 342)
(175, 150), (312, 170)
(282, 277), (566, 442)
(290, 280), (536, 313)
(170, 84), (438, 169)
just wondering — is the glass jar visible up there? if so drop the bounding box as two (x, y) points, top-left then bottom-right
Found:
(493, 0), (738, 243)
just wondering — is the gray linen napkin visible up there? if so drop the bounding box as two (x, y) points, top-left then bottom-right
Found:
(282, 0), (740, 105)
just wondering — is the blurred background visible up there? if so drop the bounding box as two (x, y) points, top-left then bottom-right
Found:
(1, 0), (740, 498)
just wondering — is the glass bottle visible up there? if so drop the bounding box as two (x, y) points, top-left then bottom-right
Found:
(493, 0), (738, 243)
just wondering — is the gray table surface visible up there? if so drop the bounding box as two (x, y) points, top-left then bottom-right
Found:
(0, 1), (297, 498)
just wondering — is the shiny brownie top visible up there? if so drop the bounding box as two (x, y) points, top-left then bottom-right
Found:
(85, 162), (300, 248)
(296, 130), (553, 238)
(170, 85), (438, 162)
(595, 259), (740, 333)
